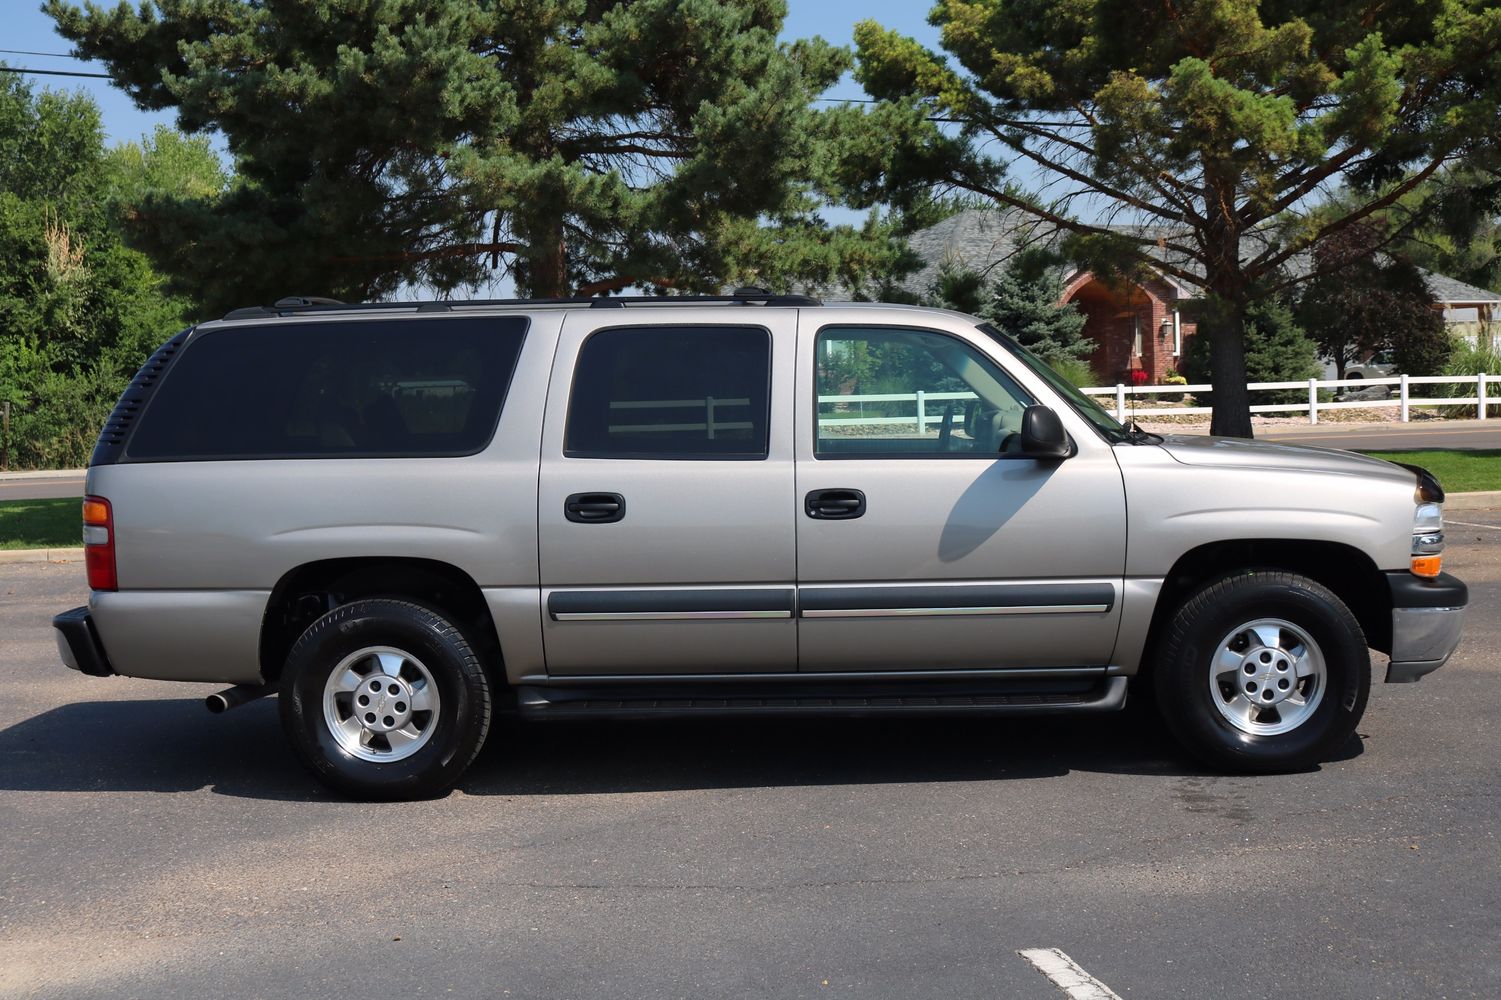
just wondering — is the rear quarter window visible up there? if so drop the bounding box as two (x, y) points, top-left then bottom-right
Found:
(124, 317), (527, 461)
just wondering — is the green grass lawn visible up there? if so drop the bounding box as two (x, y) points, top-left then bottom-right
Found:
(0, 498), (79, 550)
(1358, 449), (1501, 493)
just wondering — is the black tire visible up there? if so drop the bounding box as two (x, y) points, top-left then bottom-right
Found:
(278, 599), (492, 800)
(1153, 570), (1370, 773)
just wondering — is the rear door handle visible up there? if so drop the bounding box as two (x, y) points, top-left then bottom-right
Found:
(565, 492), (626, 524)
(805, 488), (866, 520)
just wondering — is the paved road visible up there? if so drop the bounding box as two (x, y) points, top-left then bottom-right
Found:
(0, 476), (85, 502)
(3, 530), (1501, 999)
(1263, 421), (1501, 451)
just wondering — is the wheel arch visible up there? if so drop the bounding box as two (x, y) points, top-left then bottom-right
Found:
(1135, 539), (1392, 678)
(259, 557), (504, 685)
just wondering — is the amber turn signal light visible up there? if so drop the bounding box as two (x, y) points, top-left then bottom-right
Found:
(81, 495), (117, 591)
(82, 498), (110, 525)
(1410, 555), (1442, 578)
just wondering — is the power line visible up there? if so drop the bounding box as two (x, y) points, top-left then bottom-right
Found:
(812, 96), (1086, 128)
(0, 49), (78, 59)
(0, 66), (113, 79)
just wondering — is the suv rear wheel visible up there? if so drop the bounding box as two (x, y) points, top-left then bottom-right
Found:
(278, 599), (492, 800)
(1154, 570), (1370, 772)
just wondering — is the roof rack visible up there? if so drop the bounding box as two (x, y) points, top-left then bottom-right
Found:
(221, 286), (821, 321)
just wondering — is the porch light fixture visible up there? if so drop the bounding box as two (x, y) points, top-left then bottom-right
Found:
(1159, 315), (1173, 341)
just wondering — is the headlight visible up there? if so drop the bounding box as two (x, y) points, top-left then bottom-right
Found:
(1412, 501), (1444, 576)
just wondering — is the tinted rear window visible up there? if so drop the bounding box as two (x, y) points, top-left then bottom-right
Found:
(564, 325), (771, 459)
(125, 317), (527, 460)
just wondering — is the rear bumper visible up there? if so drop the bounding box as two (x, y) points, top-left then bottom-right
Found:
(1385, 572), (1467, 683)
(52, 606), (116, 678)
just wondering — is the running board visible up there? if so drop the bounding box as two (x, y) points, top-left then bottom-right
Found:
(516, 675), (1128, 720)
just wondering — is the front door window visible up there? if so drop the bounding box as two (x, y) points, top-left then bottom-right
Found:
(815, 327), (1032, 458)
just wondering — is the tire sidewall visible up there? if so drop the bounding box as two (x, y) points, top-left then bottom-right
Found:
(1159, 573), (1369, 770)
(280, 600), (489, 799)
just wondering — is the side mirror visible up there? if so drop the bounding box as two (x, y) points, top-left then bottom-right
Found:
(1018, 405), (1071, 459)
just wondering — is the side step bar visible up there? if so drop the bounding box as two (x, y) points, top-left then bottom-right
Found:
(517, 675), (1128, 721)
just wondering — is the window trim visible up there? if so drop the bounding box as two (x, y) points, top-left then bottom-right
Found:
(562, 323), (774, 462)
(811, 324), (1037, 462)
(119, 316), (528, 463)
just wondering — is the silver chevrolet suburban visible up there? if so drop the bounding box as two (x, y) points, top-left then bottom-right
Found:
(52, 291), (1467, 799)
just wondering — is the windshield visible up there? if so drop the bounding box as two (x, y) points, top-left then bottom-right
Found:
(976, 322), (1131, 444)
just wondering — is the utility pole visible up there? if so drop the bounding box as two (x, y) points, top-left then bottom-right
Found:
(1, 401), (9, 472)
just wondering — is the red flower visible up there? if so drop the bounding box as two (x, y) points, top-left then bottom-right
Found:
(1128, 368), (1151, 386)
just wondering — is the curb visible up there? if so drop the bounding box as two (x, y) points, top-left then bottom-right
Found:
(0, 547), (84, 564)
(1444, 491), (1501, 510)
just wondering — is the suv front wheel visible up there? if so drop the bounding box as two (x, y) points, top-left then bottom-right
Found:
(1154, 570), (1370, 772)
(278, 599), (492, 800)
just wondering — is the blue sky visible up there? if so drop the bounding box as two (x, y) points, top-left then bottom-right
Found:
(5, 3), (944, 147)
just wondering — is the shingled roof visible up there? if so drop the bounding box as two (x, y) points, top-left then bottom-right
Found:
(902, 209), (1047, 295)
(1422, 270), (1501, 305)
(901, 208), (1500, 307)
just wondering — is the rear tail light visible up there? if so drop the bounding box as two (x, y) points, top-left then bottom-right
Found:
(82, 495), (116, 591)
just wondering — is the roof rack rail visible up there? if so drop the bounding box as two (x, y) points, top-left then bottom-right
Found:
(275, 296), (344, 308)
(220, 288), (821, 321)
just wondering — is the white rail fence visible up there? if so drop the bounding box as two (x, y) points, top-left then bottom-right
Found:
(614, 376), (1499, 437)
(816, 391), (980, 433)
(822, 375), (1500, 430)
(1079, 374), (1500, 424)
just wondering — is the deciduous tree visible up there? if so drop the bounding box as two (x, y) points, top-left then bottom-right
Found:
(1296, 223), (1448, 378)
(0, 72), (193, 467)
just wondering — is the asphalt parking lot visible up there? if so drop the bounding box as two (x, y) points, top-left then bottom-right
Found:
(3, 521), (1499, 1000)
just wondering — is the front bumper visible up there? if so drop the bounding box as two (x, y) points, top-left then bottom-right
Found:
(52, 606), (115, 678)
(1386, 572), (1467, 683)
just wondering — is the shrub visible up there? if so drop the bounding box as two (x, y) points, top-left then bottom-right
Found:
(1435, 338), (1501, 418)
(2, 364), (124, 469)
(1158, 366), (1188, 402)
(1048, 355), (1099, 389)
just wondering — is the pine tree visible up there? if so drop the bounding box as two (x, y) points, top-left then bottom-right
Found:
(984, 268), (1089, 367)
(847, 0), (1501, 436)
(47, 0), (896, 310)
(1184, 300), (1319, 403)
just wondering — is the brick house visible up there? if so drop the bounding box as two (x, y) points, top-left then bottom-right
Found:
(1056, 269), (1192, 385)
(904, 208), (1501, 385)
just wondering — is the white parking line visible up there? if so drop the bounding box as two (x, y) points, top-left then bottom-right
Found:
(1018, 948), (1124, 1000)
(1447, 519), (1501, 531)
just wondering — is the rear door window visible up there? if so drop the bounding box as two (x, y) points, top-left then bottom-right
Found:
(565, 325), (771, 459)
(125, 317), (527, 460)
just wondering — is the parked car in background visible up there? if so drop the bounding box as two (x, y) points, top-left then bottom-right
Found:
(1345, 351), (1398, 379)
(53, 292), (1466, 799)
